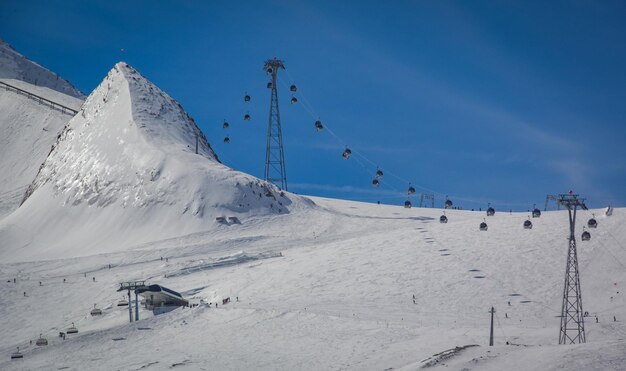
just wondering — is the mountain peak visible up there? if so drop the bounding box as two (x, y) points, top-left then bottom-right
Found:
(0, 38), (84, 98)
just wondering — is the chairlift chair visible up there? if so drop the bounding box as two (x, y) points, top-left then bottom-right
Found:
(117, 298), (129, 307)
(342, 148), (352, 160)
(314, 120), (324, 131)
(66, 322), (78, 335)
(90, 304), (102, 316)
(35, 334), (48, 346)
(10, 347), (23, 359)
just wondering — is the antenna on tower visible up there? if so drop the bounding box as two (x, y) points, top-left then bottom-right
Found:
(263, 58), (288, 190)
(557, 193), (588, 344)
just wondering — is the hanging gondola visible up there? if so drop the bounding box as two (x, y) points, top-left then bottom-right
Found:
(445, 198), (453, 209)
(523, 218), (533, 229)
(244, 94), (251, 102)
(290, 84), (297, 92)
(244, 113), (251, 121)
(404, 200), (412, 208)
(90, 304), (102, 316)
(581, 228), (591, 241)
(532, 208), (541, 218)
(223, 136), (230, 144)
(290, 96), (298, 104)
(486, 204), (495, 216)
(314, 120), (324, 131)
(407, 185), (416, 195)
(223, 121), (229, 129)
(267, 82), (273, 89)
(35, 334), (48, 346)
(10, 347), (23, 360)
(439, 213), (448, 223)
(587, 214), (598, 228)
(480, 219), (488, 231)
(371, 179), (379, 187)
(342, 148), (352, 160)
(66, 322), (78, 335)
(375, 169), (384, 178)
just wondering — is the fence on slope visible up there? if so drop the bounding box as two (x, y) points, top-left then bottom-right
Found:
(0, 80), (79, 116)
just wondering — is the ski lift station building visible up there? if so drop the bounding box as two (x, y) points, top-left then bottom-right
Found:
(136, 284), (188, 314)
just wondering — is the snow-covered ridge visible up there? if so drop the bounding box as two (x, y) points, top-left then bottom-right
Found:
(0, 39), (84, 99)
(1, 61), (310, 261)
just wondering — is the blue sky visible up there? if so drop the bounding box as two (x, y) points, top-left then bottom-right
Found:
(2, 0), (625, 209)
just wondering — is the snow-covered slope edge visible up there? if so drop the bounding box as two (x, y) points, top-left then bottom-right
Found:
(0, 40), (84, 219)
(0, 62), (312, 262)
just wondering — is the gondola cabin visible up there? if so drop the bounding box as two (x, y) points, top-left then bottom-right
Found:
(486, 207), (495, 216)
(404, 200), (412, 208)
(532, 208), (541, 218)
(523, 220), (533, 229)
(439, 215), (448, 223)
(314, 120), (324, 131)
(480, 221), (488, 231)
(587, 216), (598, 228)
(342, 148), (352, 160)
(582, 230), (591, 241)
(371, 179), (379, 187)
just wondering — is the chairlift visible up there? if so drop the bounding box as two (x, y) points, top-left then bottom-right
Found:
(480, 219), (488, 231)
(117, 298), (129, 307)
(404, 200), (412, 208)
(35, 334), (48, 346)
(523, 219), (533, 229)
(66, 322), (78, 335)
(486, 207), (495, 216)
(223, 136), (230, 144)
(10, 347), (23, 360)
(342, 148), (352, 160)
(375, 169), (384, 179)
(587, 214), (597, 228)
(581, 228), (591, 241)
(439, 213), (448, 223)
(244, 94), (251, 102)
(244, 113), (251, 121)
(290, 96), (298, 104)
(407, 185), (416, 195)
(371, 179), (379, 187)
(267, 82), (273, 89)
(90, 304), (102, 316)
(290, 84), (297, 92)
(314, 120), (324, 131)
(532, 208), (541, 218)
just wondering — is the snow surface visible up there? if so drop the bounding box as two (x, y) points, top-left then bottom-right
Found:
(0, 200), (624, 370)
(0, 62), (310, 262)
(0, 39), (84, 219)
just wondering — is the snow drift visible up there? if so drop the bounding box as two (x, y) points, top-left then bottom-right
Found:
(0, 62), (310, 262)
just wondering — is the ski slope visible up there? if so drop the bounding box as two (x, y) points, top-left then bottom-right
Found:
(0, 199), (624, 370)
(0, 39), (84, 219)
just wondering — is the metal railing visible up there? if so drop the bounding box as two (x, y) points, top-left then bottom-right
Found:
(0, 80), (79, 116)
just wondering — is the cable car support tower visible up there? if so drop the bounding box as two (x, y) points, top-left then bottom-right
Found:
(263, 58), (288, 190)
(558, 193), (588, 344)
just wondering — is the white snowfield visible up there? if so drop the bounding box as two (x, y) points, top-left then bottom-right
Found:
(0, 45), (624, 370)
(0, 39), (84, 219)
(0, 62), (308, 262)
(0, 201), (624, 370)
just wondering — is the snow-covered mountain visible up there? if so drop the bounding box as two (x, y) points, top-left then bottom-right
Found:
(0, 39), (84, 219)
(0, 62), (310, 262)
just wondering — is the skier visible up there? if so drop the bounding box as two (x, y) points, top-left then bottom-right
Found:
(92, 277), (95, 282)
(614, 316), (617, 322)
(63, 278), (66, 283)
(39, 281), (42, 286)
(23, 292), (26, 297)
(595, 316), (598, 323)
(505, 313), (508, 318)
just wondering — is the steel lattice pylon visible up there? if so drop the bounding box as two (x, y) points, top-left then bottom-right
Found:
(263, 58), (287, 190)
(558, 193), (588, 344)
